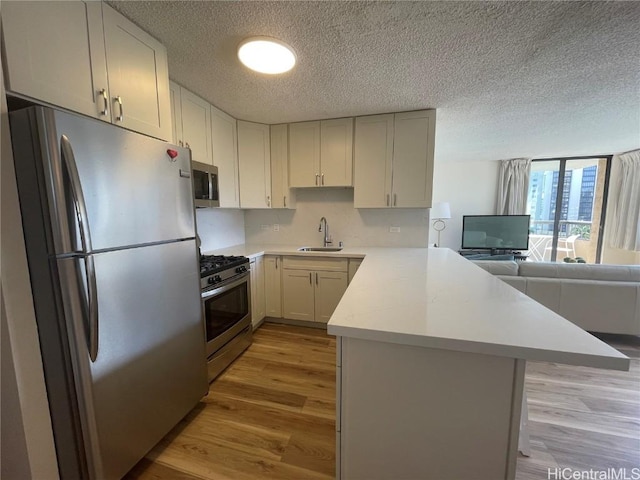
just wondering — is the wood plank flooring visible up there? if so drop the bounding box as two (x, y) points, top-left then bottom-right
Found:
(125, 324), (640, 480)
(125, 323), (336, 480)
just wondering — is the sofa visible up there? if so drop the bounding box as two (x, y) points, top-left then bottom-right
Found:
(471, 260), (640, 335)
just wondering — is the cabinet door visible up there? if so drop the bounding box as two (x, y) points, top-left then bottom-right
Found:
(2, 1), (109, 121)
(315, 271), (348, 323)
(102, 3), (171, 141)
(254, 256), (266, 325)
(270, 124), (296, 209)
(391, 110), (436, 208)
(179, 89), (213, 164)
(211, 106), (240, 207)
(250, 260), (258, 328)
(282, 270), (315, 321)
(169, 81), (183, 145)
(238, 121), (271, 208)
(289, 121), (320, 187)
(321, 118), (353, 187)
(353, 114), (394, 208)
(264, 256), (282, 317)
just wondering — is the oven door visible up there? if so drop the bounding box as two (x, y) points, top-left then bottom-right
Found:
(201, 274), (251, 356)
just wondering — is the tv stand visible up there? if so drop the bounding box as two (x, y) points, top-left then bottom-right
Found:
(459, 249), (528, 261)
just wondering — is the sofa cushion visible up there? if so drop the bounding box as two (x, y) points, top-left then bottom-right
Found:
(471, 260), (519, 276)
(519, 262), (640, 282)
(497, 275), (527, 293)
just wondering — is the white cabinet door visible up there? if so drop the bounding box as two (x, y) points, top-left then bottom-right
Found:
(179, 89), (213, 165)
(289, 121), (320, 187)
(270, 124), (296, 209)
(320, 118), (353, 187)
(169, 81), (183, 145)
(238, 121), (271, 209)
(315, 271), (348, 323)
(264, 256), (282, 318)
(211, 106), (240, 208)
(2, 1), (109, 121)
(282, 269), (315, 321)
(391, 110), (436, 208)
(254, 256), (266, 325)
(102, 3), (171, 141)
(353, 114), (394, 208)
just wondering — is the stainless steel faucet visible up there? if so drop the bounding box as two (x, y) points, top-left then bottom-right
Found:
(319, 217), (332, 247)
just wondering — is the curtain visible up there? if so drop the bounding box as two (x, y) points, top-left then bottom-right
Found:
(496, 158), (531, 215)
(609, 150), (640, 251)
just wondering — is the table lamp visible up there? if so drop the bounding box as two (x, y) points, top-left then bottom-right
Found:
(430, 202), (451, 247)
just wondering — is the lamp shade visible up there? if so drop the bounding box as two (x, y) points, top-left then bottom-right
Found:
(430, 202), (451, 220)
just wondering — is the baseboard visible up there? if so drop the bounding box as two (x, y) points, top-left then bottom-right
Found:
(264, 317), (328, 330)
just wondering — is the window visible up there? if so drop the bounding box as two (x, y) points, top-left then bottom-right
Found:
(526, 156), (612, 263)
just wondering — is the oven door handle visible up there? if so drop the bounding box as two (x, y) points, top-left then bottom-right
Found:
(202, 273), (249, 299)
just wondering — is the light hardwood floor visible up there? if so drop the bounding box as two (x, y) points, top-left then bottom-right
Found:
(125, 324), (639, 480)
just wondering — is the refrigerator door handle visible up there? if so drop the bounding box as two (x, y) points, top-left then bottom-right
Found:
(84, 254), (99, 361)
(60, 135), (99, 361)
(60, 135), (94, 253)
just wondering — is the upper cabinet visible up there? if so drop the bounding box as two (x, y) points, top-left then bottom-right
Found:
(211, 106), (240, 208)
(270, 124), (296, 209)
(172, 85), (213, 164)
(354, 110), (435, 208)
(2, 1), (172, 141)
(237, 121), (271, 209)
(289, 118), (353, 187)
(101, 5), (171, 141)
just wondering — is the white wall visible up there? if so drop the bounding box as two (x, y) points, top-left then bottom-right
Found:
(430, 160), (500, 250)
(245, 189), (429, 247)
(195, 209), (246, 253)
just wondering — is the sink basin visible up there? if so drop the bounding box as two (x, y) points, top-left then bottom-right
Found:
(297, 247), (343, 252)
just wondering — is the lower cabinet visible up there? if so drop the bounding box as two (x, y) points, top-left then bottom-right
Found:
(348, 258), (363, 284)
(264, 256), (282, 317)
(282, 257), (348, 324)
(250, 256), (265, 328)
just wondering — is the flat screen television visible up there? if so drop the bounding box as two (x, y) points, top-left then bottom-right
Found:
(461, 215), (530, 251)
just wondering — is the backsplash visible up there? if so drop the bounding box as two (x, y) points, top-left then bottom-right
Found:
(245, 189), (429, 247)
(195, 209), (245, 252)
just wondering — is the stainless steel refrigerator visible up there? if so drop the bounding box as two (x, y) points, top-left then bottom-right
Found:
(10, 106), (208, 479)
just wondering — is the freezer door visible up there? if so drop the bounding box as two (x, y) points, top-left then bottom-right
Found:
(59, 240), (207, 479)
(19, 106), (195, 253)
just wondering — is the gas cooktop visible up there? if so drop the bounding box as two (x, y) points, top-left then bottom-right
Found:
(200, 255), (249, 277)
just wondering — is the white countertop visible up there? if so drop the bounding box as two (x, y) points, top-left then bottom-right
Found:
(207, 244), (629, 370)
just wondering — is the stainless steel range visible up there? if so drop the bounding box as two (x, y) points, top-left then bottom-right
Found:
(200, 255), (252, 381)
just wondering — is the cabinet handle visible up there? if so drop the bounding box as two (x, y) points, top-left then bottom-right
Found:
(114, 96), (124, 122)
(309, 272), (312, 284)
(283, 196), (287, 208)
(394, 193), (397, 206)
(386, 194), (390, 206)
(275, 258), (278, 269)
(266, 195), (270, 207)
(179, 140), (183, 147)
(321, 174), (325, 185)
(185, 142), (191, 149)
(315, 174), (319, 186)
(316, 272), (318, 285)
(99, 89), (108, 116)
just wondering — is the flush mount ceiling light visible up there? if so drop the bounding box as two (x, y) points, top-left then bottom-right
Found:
(237, 37), (296, 74)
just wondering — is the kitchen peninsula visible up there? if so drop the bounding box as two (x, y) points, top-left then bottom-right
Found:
(206, 245), (629, 480)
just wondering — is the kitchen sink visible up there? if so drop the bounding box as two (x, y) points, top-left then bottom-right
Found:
(297, 247), (343, 252)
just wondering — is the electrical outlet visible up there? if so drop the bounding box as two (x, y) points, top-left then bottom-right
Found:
(273, 224), (280, 231)
(390, 226), (401, 233)
(261, 224), (270, 230)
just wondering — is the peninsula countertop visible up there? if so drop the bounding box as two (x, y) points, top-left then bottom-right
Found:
(206, 244), (629, 371)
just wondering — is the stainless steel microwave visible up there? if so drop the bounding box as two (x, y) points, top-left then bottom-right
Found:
(191, 161), (219, 208)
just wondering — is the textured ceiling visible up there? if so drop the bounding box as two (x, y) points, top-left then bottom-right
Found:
(108, 1), (640, 163)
